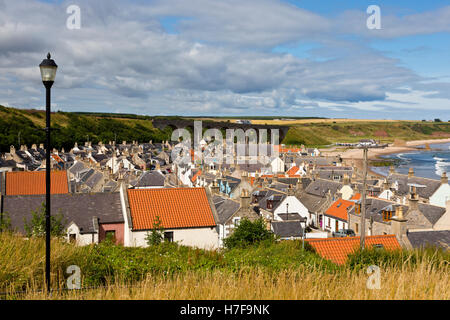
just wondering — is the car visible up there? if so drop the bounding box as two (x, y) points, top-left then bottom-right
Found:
(332, 229), (356, 237)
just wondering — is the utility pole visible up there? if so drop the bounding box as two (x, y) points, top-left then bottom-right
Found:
(360, 147), (368, 249)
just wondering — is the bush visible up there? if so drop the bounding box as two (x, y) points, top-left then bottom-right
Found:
(223, 218), (276, 249)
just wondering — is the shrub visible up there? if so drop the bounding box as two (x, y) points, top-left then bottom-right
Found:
(23, 203), (66, 238)
(223, 218), (276, 249)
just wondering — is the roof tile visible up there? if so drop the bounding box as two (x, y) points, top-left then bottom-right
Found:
(6, 171), (69, 195)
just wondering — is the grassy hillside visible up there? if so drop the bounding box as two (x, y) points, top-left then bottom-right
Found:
(283, 121), (450, 147)
(0, 106), (171, 152)
(0, 233), (448, 299)
(1, 106), (450, 152)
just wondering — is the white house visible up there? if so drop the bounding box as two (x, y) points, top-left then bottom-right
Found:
(123, 187), (219, 250)
(429, 173), (450, 207)
(270, 156), (285, 174)
(322, 199), (354, 233)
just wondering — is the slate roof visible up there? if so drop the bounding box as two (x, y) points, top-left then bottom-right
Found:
(297, 193), (328, 213)
(127, 187), (216, 230)
(213, 195), (240, 224)
(5, 171), (69, 195)
(68, 161), (86, 176)
(304, 179), (342, 198)
(272, 220), (303, 238)
(306, 235), (401, 265)
(417, 203), (446, 226)
(3, 192), (123, 234)
(133, 171), (165, 188)
(407, 230), (450, 250)
(387, 173), (441, 199)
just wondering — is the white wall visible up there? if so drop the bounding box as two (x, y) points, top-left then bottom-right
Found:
(323, 216), (348, 233)
(131, 227), (219, 250)
(430, 184), (450, 207)
(66, 223), (97, 246)
(274, 196), (310, 224)
(339, 185), (354, 200)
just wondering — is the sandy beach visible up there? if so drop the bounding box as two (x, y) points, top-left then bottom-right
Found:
(322, 138), (450, 161)
(320, 137), (450, 178)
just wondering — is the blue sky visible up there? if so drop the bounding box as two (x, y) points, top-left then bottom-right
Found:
(0, 0), (450, 120)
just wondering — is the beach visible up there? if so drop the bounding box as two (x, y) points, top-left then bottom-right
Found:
(321, 137), (450, 178)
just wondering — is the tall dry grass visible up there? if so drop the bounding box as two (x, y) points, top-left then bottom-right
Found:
(1, 232), (448, 300)
(18, 264), (449, 300)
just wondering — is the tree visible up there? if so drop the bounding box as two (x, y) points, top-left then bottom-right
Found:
(145, 215), (165, 246)
(23, 203), (66, 238)
(224, 218), (276, 249)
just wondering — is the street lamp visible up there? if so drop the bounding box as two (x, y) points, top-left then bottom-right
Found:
(39, 52), (58, 293)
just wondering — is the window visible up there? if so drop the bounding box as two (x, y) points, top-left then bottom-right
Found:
(69, 234), (76, 243)
(355, 223), (359, 233)
(164, 231), (174, 242)
(382, 210), (393, 222)
(233, 217), (241, 226)
(105, 230), (116, 243)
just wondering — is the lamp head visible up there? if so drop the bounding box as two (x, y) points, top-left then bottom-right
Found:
(39, 52), (58, 84)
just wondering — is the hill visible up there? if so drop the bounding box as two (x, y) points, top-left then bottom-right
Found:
(1, 105), (450, 152)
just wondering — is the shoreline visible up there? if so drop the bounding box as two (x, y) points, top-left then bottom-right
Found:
(322, 137), (450, 178)
(325, 137), (450, 161)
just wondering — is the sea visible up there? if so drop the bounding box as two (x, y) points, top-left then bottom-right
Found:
(370, 142), (450, 180)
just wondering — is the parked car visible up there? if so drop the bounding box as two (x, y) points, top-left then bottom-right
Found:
(332, 229), (356, 237)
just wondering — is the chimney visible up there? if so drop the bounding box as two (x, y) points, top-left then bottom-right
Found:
(61, 148), (65, 154)
(240, 188), (251, 209)
(211, 179), (219, 195)
(39, 143), (44, 149)
(343, 173), (350, 185)
(408, 167), (414, 178)
(9, 145), (15, 155)
(287, 184), (295, 196)
(407, 187), (420, 214)
(383, 178), (389, 190)
(389, 165), (395, 175)
(264, 218), (272, 231)
(31, 144), (37, 150)
(391, 206), (408, 240)
(441, 172), (448, 185)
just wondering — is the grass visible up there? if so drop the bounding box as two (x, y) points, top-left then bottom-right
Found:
(0, 232), (448, 300)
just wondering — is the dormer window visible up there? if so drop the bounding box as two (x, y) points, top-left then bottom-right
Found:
(382, 210), (393, 221)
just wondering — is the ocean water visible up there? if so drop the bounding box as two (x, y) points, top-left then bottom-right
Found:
(370, 142), (450, 180)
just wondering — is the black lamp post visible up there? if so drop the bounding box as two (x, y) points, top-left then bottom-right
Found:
(39, 53), (58, 292)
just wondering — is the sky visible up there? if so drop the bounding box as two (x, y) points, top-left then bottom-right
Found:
(1, 0), (450, 120)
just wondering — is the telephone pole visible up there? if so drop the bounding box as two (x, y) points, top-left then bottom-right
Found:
(360, 147), (368, 249)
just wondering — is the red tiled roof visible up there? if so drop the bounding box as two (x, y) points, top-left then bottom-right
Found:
(351, 193), (361, 200)
(306, 235), (401, 265)
(5, 171), (69, 195)
(127, 187), (216, 230)
(191, 170), (202, 183)
(286, 166), (299, 176)
(325, 199), (354, 221)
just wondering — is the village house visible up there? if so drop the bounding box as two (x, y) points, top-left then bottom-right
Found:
(2, 192), (124, 245)
(123, 187), (219, 249)
(322, 199), (355, 234)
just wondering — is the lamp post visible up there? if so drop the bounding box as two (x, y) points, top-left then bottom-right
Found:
(39, 53), (58, 292)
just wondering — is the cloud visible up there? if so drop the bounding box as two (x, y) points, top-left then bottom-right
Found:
(0, 0), (449, 119)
